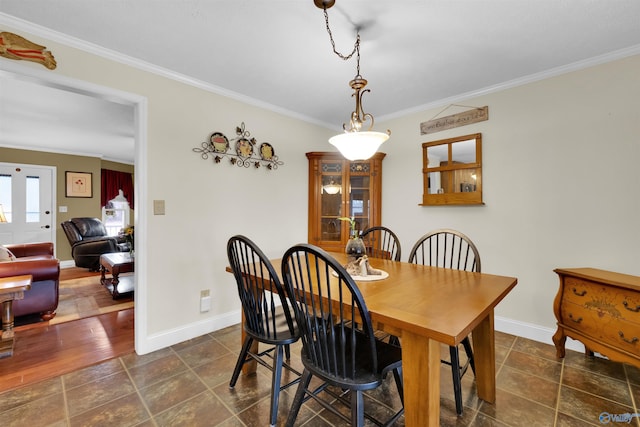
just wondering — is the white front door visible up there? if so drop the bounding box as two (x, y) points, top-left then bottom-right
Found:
(0, 162), (56, 246)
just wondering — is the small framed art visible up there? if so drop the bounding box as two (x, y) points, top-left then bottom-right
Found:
(65, 171), (93, 198)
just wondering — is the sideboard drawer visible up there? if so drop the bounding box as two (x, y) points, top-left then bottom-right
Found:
(560, 301), (640, 356)
(562, 276), (640, 325)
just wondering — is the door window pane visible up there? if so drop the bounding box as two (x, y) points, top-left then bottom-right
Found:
(26, 175), (40, 222)
(0, 174), (12, 222)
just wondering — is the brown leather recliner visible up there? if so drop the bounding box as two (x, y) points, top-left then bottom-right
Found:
(1, 242), (60, 320)
(61, 217), (129, 270)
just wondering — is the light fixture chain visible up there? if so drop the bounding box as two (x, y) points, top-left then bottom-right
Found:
(323, 6), (360, 66)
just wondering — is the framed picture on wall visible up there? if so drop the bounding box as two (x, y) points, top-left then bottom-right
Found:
(65, 171), (93, 198)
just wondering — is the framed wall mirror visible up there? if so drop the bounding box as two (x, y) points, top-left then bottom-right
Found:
(421, 133), (483, 206)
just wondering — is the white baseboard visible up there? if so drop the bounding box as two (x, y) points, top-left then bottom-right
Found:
(135, 312), (584, 356)
(59, 260), (76, 269)
(136, 310), (241, 355)
(495, 315), (584, 354)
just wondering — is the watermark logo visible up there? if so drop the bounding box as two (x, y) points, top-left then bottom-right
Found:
(600, 412), (640, 424)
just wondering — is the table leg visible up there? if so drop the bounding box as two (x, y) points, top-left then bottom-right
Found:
(111, 268), (120, 299)
(1, 300), (14, 338)
(401, 331), (441, 427)
(1, 300), (16, 358)
(471, 311), (496, 403)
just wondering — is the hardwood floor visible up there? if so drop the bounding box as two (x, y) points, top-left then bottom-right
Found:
(0, 268), (135, 394)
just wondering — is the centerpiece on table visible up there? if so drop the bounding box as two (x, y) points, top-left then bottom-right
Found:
(122, 225), (134, 257)
(337, 216), (386, 280)
(338, 216), (366, 257)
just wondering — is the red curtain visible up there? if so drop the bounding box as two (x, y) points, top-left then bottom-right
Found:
(101, 169), (134, 208)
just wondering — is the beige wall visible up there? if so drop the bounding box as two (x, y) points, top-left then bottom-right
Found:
(379, 54), (640, 341)
(0, 21), (333, 353)
(3, 17), (639, 353)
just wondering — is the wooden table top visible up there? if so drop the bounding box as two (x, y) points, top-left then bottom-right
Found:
(0, 275), (32, 294)
(272, 252), (518, 347)
(99, 252), (134, 268)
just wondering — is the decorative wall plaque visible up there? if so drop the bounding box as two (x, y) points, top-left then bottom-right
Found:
(0, 32), (57, 69)
(193, 122), (283, 170)
(420, 106), (488, 135)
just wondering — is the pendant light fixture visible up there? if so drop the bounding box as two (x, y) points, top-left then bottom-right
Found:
(315, 0), (390, 161)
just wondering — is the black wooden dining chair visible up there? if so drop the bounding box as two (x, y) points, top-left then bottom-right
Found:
(281, 243), (404, 427)
(226, 235), (301, 427)
(408, 229), (480, 415)
(360, 225), (402, 261)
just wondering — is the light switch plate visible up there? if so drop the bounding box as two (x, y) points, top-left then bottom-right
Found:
(153, 200), (165, 215)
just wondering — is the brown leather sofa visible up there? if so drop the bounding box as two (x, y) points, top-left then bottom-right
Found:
(0, 242), (60, 320)
(61, 217), (129, 270)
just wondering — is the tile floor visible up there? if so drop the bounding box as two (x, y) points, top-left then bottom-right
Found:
(1, 325), (639, 426)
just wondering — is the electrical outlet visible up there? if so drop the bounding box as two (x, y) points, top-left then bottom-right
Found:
(200, 290), (211, 312)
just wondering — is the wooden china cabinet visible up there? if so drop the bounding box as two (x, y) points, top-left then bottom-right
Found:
(306, 152), (385, 253)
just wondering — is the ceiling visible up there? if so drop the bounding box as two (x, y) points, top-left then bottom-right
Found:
(2, 1), (640, 164)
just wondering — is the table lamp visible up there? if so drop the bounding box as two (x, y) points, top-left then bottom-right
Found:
(0, 204), (7, 223)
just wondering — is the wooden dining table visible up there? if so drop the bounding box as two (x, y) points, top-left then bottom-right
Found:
(229, 252), (517, 426)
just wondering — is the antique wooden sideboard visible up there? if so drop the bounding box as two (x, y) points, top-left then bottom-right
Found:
(553, 268), (640, 367)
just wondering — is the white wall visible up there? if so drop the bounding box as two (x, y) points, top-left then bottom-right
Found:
(378, 55), (640, 346)
(3, 16), (639, 354)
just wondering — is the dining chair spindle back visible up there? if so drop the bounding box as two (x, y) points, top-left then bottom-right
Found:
(281, 243), (404, 427)
(407, 228), (480, 415)
(360, 226), (402, 262)
(226, 235), (301, 427)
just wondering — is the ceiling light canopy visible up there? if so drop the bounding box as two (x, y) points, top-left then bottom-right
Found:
(315, 0), (390, 161)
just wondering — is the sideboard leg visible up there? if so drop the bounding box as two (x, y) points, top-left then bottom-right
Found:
(552, 327), (566, 359)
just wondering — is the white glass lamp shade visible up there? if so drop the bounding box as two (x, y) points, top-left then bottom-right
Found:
(329, 131), (389, 161)
(323, 183), (341, 194)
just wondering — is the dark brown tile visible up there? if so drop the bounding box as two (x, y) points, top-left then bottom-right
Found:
(127, 353), (188, 389)
(563, 351), (626, 381)
(63, 358), (124, 389)
(503, 349), (562, 382)
(0, 377), (62, 413)
(494, 342), (510, 366)
(557, 385), (634, 425)
(120, 346), (175, 370)
(69, 392), (150, 427)
(511, 337), (560, 362)
(170, 334), (216, 352)
(555, 411), (601, 426)
(494, 331), (517, 349)
(209, 324), (243, 351)
(153, 391), (234, 426)
(496, 365), (559, 408)
(66, 370), (136, 416)
(562, 365), (632, 406)
(478, 388), (556, 426)
(468, 412), (511, 426)
(236, 386), (317, 427)
(625, 363), (640, 386)
(138, 370), (207, 415)
(174, 338), (233, 368)
(0, 393), (67, 427)
(191, 352), (239, 389)
(213, 368), (275, 413)
(439, 397), (478, 426)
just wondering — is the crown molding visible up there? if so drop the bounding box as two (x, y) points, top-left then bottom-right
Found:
(379, 44), (640, 123)
(4, 12), (639, 131)
(0, 12), (333, 130)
